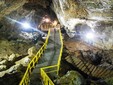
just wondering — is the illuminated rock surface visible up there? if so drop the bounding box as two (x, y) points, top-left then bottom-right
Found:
(0, 0), (113, 85)
(52, 0), (113, 49)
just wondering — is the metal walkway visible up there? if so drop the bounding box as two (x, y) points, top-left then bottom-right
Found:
(30, 30), (61, 85)
(19, 29), (63, 85)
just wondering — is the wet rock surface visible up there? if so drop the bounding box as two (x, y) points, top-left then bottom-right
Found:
(52, 0), (113, 49)
(54, 71), (85, 85)
(0, 0), (113, 85)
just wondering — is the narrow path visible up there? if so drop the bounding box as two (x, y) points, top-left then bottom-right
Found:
(30, 30), (61, 85)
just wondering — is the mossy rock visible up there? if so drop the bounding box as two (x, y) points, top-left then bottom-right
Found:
(105, 77), (113, 85)
(55, 70), (85, 85)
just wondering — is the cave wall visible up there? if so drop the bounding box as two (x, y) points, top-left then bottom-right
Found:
(1, 0), (113, 49)
(52, 0), (113, 49)
(0, 7), (31, 40)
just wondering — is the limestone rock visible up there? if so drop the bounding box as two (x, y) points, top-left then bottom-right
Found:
(8, 53), (16, 61)
(55, 71), (85, 85)
(0, 64), (21, 77)
(26, 0), (49, 8)
(15, 57), (30, 66)
(0, 65), (6, 71)
(52, 0), (113, 49)
(0, 60), (8, 65)
(28, 46), (37, 57)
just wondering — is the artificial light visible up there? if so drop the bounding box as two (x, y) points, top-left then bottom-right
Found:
(22, 22), (31, 29)
(86, 32), (95, 40)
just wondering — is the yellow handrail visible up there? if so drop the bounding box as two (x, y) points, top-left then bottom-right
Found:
(57, 29), (63, 74)
(40, 29), (63, 85)
(19, 29), (50, 85)
(41, 68), (55, 85)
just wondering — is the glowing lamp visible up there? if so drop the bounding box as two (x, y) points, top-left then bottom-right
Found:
(43, 18), (50, 23)
(22, 22), (31, 29)
(86, 32), (95, 40)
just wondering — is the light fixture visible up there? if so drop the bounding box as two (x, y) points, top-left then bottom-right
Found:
(43, 18), (50, 23)
(85, 32), (95, 41)
(6, 17), (47, 35)
(21, 22), (31, 29)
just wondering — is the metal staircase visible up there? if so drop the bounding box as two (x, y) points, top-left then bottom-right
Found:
(19, 29), (63, 85)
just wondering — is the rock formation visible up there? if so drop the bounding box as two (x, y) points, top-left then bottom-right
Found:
(0, 1), (43, 84)
(54, 71), (85, 85)
(52, 0), (113, 49)
(0, 0), (113, 85)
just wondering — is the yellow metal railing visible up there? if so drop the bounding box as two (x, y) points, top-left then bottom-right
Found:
(57, 29), (63, 75)
(19, 29), (50, 85)
(40, 29), (63, 85)
(41, 65), (57, 85)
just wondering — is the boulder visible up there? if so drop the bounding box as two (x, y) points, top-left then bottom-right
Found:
(55, 70), (85, 85)
(52, 0), (113, 49)
(8, 64), (21, 74)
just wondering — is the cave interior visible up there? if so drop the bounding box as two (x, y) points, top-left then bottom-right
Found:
(0, 0), (113, 85)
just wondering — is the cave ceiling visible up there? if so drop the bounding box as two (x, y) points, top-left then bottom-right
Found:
(0, 0), (113, 49)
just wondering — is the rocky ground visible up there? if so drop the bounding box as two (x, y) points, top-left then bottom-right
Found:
(0, 38), (43, 85)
